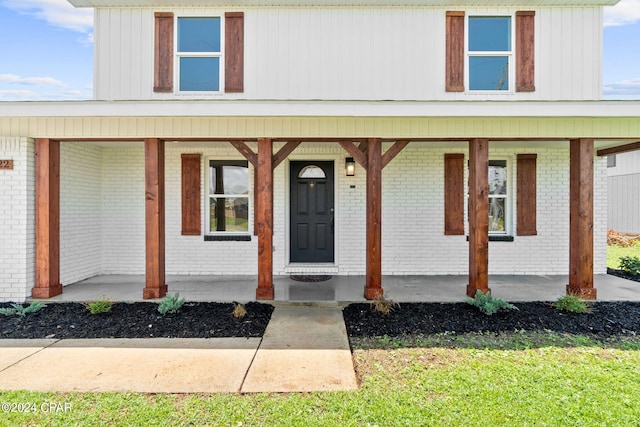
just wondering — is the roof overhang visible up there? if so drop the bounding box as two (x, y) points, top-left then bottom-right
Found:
(67, 0), (620, 7)
(2, 100), (640, 118)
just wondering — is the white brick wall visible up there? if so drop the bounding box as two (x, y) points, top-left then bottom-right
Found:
(60, 143), (103, 284)
(0, 137), (34, 302)
(101, 147), (146, 274)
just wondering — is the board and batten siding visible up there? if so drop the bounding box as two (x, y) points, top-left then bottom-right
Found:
(94, 7), (602, 101)
(607, 151), (640, 234)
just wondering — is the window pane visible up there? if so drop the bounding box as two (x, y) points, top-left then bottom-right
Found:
(469, 56), (509, 90)
(469, 17), (511, 52)
(178, 17), (221, 52)
(298, 165), (326, 179)
(180, 57), (220, 91)
(210, 197), (249, 232)
(210, 164), (248, 195)
(489, 160), (507, 195)
(489, 197), (506, 232)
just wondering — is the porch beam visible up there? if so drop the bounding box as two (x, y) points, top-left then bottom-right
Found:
(381, 140), (410, 169)
(467, 138), (490, 297)
(365, 138), (383, 300)
(568, 138), (596, 299)
(357, 141), (368, 155)
(596, 141), (640, 157)
(256, 138), (274, 300)
(338, 141), (368, 169)
(273, 140), (302, 168)
(229, 140), (257, 167)
(33, 138), (62, 299)
(143, 138), (167, 299)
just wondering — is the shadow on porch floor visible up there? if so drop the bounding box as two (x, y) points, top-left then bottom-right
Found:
(36, 274), (640, 303)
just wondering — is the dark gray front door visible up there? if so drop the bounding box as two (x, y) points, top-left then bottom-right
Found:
(290, 161), (335, 263)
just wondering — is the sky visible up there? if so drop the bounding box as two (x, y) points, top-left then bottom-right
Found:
(0, 0), (640, 101)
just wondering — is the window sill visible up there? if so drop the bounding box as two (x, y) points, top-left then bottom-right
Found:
(204, 235), (252, 242)
(466, 235), (514, 242)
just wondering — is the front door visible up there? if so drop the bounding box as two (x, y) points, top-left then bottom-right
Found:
(290, 161), (335, 263)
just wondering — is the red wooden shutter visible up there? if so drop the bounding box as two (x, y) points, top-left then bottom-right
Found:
(225, 12), (244, 93)
(444, 153), (465, 235)
(181, 154), (201, 235)
(154, 12), (174, 93)
(517, 154), (537, 235)
(446, 11), (465, 92)
(516, 11), (535, 92)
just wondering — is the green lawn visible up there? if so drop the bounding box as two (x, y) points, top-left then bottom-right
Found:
(607, 243), (640, 269)
(2, 339), (640, 426)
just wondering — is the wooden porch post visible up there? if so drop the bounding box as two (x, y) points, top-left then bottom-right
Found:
(567, 139), (596, 299)
(467, 138), (490, 297)
(33, 138), (62, 299)
(143, 138), (167, 299)
(256, 138), (274, 299)
(365, 138), (383, 299)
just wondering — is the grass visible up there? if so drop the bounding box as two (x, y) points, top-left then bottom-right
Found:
(607, 242), (640, 269)
(2, 333), (640, 426)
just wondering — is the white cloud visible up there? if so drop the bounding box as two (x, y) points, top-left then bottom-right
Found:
(0, 73), (67, 87)
(0, 90), (38, 100)
(604, 0), (640, 27)
(603, 77), (640, 96)
(2, 0), (93, 33)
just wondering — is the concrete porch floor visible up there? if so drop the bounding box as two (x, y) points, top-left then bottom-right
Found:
(36, 273), (640, 303)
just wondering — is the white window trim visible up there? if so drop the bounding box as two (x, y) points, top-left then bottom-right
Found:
(465, 14), (515, 94)
(174, 14), (225, 96)
(488, 157), (511, 235)
(205, 157), (251, 235)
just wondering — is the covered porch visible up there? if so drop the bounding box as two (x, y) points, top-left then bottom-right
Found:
(36, 273), (640, 303)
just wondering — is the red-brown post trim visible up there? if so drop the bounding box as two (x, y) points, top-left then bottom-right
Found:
(467, 139), (490, 297)
(256, 138), (274, 299)
(365, 138), (383, 300)
(568, 139), (596, 299)
(144, 138), (168, 299)
(33, 138), (62, 299)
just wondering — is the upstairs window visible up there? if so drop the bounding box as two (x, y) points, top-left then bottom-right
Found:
(177, 17), (221, 92)
(467, 16), (512, 91)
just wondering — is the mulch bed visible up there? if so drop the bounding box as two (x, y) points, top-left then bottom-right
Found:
(608, 268), (640, 283)
(343, 301), (640, 338)
(0, 302), (274, 339)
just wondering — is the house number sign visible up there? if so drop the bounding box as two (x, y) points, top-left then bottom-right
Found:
(0, 160), (13, 170)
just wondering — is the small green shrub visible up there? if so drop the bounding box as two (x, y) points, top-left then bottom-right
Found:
(158, 293), (185, 315)
(555, 295), (589, 313)
(619, 256), (640, 275)
(86, 299), (113, 315)
(232, 302), (247, 318)
(371, 294), (399, 316)
(0, 301), (46, 317)
(466, 291), (518, 316)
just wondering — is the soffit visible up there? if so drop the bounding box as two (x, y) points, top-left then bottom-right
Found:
(67, 0), (620, 8)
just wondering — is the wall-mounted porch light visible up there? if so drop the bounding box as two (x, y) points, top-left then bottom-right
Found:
(345, 157), (356, 176)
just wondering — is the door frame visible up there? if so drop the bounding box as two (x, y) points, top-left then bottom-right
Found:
(285, 156), (339, 266)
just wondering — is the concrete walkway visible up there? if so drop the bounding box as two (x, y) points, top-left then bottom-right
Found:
(0, 305), (357, 393)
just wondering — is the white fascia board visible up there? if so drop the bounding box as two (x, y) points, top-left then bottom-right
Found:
(67, 0), (620, 7)
(1, 100), (640, 119)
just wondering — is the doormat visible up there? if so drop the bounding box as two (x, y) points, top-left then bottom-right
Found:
(289, 275), (332, 282)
